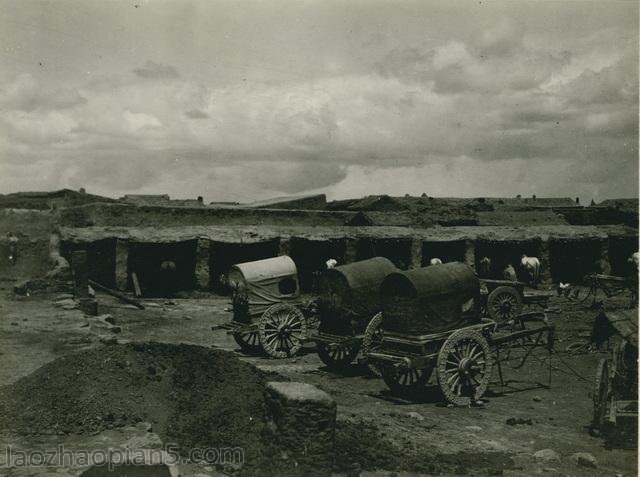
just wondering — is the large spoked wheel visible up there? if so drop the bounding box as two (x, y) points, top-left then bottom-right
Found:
(316, 341), (360, 369)
(361, 312), (384, 377)
(381, 365), (433, 396)
(592, 358), (610, 432)
(258, 304), (307, 358)
(232, 329), (263, 355)
(437, 329), (493, 406)
(487, 286), (523, 323)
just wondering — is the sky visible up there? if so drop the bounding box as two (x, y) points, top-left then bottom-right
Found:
(0, 0), (637, 203)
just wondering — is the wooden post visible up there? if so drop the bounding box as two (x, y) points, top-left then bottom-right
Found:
(131, 271), (142, 297)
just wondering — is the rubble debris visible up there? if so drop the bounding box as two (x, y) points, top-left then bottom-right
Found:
(533, 449), (561, 463)
(570, 452), (597, 468)
(506, 417), (533, 426)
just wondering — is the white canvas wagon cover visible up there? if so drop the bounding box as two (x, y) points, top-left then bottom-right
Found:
(228, 255), (300, 318)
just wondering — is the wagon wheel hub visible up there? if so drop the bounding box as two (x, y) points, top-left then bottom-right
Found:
(458, 357), (472, 376)
(498, 297), (514, 312)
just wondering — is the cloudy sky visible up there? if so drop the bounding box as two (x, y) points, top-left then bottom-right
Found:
(0, 0), (637, 203)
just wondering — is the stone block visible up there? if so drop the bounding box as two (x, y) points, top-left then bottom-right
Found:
(264, 381), (336, 477)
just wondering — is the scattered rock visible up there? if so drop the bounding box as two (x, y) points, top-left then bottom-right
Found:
(465, 425), (483, 432)
(55, 298), (77, 307)
(533, 396), (542, 402)
(506, 417), (532, 426)
(406, 411), (424, 421)
(136, 421), (153, 432)
(571, 452), (597, 468)
(99, 314), (115, 325)
(533, 449), (561, 463)
(542, 468), (565, 477)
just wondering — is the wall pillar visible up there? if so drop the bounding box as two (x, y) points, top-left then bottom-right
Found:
(344, 238), (358, 264)
(279, 236), (292, 257)
(463, 240), (476, 270)
(71, 250), (89, 298)
(115, 239), (129, 291)
(195, 238), (210, 290)
(597, 238), (611, 275)
(410, 238), (422, 269)
(538, 239), (552, 284)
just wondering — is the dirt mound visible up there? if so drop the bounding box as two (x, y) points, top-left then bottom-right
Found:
(335, 418), (515, 475)
(0, 342), (285, 475)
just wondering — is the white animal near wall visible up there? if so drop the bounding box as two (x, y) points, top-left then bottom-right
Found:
(521, 254), (541, 285)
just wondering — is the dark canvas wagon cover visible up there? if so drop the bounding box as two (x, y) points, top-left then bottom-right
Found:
(318, 257), (397, 326)
(597, 308), (638, 348)
(228, 255), (300, 319)
(381, 262), (481, 334)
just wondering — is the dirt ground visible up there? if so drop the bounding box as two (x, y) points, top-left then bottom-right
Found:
(0, 281), (637, 476)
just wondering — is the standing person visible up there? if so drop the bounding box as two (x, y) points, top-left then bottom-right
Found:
(7, 232), (18, 266)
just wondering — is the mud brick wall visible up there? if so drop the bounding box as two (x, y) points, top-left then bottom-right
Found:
(60, 203), (357, 228)
(264, 382), (336, 477)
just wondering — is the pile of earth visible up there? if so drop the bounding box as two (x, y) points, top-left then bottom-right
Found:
(0, 341), (286, 475)
(0, 341), (514, 475)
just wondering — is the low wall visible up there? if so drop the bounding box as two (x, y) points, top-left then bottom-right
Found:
(60, 203), (357, 228)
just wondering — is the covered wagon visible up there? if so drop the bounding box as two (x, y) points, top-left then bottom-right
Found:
(591, 308), (638, 447)
(308, 257), (397, 369)
(218, 255), (309, 358)
(367, 262), (554, 405)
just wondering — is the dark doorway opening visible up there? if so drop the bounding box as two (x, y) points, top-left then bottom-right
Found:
(608, 237), (637, 277)
(290, 237), (347, 292)
(421, 240), (466, 266)
(128, 240), (198, 297)
(356, 238), (412, 270)
(549, 239), (602, 283)
(475, 240), (540, 281)
(209, 239), (280, 293)
(60, 239), (117, 288)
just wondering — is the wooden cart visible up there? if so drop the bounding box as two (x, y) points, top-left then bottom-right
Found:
(306, 257), (397, 371)
(591, 308), (638, 448)
(216, 255), (310, 358)
(366, 262), (555, 405)
(480, 279), (552, 323)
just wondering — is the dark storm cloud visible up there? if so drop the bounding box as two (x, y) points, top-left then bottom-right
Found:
(133, 61), (180, 79)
